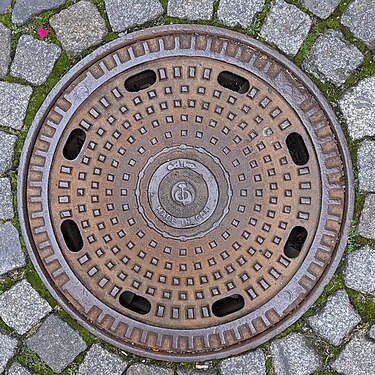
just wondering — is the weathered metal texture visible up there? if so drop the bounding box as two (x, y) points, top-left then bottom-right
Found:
(18, 25), (354, 361)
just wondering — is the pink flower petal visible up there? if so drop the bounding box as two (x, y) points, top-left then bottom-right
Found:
(37, 28), (49, 39)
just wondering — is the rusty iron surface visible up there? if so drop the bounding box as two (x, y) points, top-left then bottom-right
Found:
(18, 25), (354, 361)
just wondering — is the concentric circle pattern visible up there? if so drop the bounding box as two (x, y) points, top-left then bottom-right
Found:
(18, 25), (353, 361)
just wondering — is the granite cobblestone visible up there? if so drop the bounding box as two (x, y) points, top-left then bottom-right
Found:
(0, 333), (18, 373)
(168, 0), (214, 21)
(26, 315), (87, 373)
(218, 0), (265, 28)
(6, 362), (33, 375)
(10, 35), (61, 85)
(303, 28), (363, 86)
(331, 334), (375, 375)
(0, 131), (17, 175)
(0, 82), (32, 130)
(339, 76), (375, 139)
(270, 333), (321, 375)
(0, 279), (52, 335)
(307, 290), (361, 346)
(50, 1), (107, 58)
(12, 0), (66, 26)
(358, 194), (375, 239)
(260, 0), (312, 56)
(344, 246), (375, 296)
(105, 0), (163, 32)
(0, 23), (11, 78)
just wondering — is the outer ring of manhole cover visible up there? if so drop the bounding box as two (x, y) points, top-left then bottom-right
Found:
(18, 25), (354, 361)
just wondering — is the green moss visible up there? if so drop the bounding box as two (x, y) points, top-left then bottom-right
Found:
(16, 345), (54, 374)
(0, 273), (21, 294)
(159, 0), (169, 12)
(0, 10), (13, 29)
(265, 352), (273, 374)
(213, 1), (220, 13)
(25, 262), (57, 308)
(309, 271), (346, 310)
(104, 31), (119, 43)
(0, 316), (13, 334)
(92, 0), (112, 33)
(273, 320), (304, 340)
(241, 0), (272, 38)
(347, 290), (375, 323)
(56, 308), (96, 346)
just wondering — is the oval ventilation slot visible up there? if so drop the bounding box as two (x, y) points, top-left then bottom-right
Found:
(284, 226), (308, 258)
(63, 129), (86, 160)
(61, 219), (83, 252)
(119, 291), (151, 315)
(125, 70), (157, 92)
(212, 294), (245, 317)
(217, 71), (250, 94)
(286, 132), (309, 165)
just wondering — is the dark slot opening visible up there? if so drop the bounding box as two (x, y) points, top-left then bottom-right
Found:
(286, 132), (309, 165)
(61, 219), (83, 252)
(217, 71), (250, 94)
(63, 129), (86, 160)
(119, 291), (151, 315)
(284, 226), (308, 258)
(125, 70), (157, 92)
(212, 294), (245, 317)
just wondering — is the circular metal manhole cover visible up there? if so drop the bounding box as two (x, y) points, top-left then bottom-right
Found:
(18, 25), (353, 361)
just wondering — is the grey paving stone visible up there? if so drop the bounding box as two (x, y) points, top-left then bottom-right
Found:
(126, 363), (174, 375)
(0, 23), (11, 78)
(344, 246), (375, 296)
(0, 82), (32, 130)
(10, 35), (61, 86)
(301, 0), (340, 18)
(0, 0), (12, 14)
(307, 290), (361, 346)
(26, 315), (87, 373)
(358, 194), (375, 239)
(6, 362), (33, 375)
(302, 29), (363, 86)
(218, 0), (265, 28)
(218, 348), (266, 375)
(168, 0), (214, 21)
(341, 0), (375, 51)
(12, 0), (66, 25)
(339, 76), (375, 139)
(369, 324), (375, 340)
(177, 369), (216, 375)
(105, 0), (163, 33)
(331, 334), (375, 375)
(0, 222), (26, 276)
(260, 0), (312, 56)
(0, 131), (17, 175)
(358, 141), (375, 192)
(50, 1), (107, 58)
(0, 178), (14, 220)
(0, 333), (18, 373)
(78, 344), (127, 375)
(0, 280), (52, 335)
(270, 333), (321, 375)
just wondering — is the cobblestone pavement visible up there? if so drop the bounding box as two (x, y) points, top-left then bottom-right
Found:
(0, 0), (374, 374)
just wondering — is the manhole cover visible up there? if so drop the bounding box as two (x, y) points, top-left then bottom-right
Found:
(18, 25), (353, 361)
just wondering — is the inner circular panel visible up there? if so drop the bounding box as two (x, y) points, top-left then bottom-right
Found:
(18, 25), (353, 361)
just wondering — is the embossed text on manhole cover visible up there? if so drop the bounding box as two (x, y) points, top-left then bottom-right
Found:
(18, 25), (354, 361)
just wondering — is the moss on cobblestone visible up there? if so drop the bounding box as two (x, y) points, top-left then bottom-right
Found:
(16, 344), (54, 374)
(347, 290), (375, 323)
